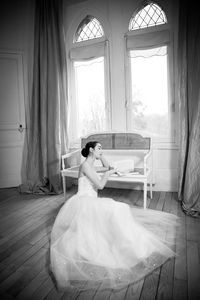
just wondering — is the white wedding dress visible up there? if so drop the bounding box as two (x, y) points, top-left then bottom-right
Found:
(50, 175), (178, 291)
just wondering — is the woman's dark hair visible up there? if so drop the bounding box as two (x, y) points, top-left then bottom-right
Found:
(81, 141), (99, 157)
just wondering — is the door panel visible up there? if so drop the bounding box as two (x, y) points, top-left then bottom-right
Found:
(0, 52), (26, 188)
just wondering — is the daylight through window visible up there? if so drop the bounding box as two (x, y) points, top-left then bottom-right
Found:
(129, 46), (170, 138)
(129, 3), (167, 31)
(74, 57), (106, 138)
(75, 15), (104, 42)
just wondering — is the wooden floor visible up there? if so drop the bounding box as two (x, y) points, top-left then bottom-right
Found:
(0, 186), (200, 300)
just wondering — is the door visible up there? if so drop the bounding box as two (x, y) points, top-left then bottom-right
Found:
(0, 52), (26, 188)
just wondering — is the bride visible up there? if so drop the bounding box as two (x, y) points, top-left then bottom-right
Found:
(50, 141), (178, 291)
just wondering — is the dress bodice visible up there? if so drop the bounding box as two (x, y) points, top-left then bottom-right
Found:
(77, 176), (98, 197)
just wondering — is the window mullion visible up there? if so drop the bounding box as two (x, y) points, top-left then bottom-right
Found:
(124, 45), (132, 132)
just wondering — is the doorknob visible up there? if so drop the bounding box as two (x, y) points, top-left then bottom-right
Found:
(18, 124), (24, 133)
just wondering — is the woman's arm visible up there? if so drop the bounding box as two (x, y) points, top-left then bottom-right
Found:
(95, 154), (114, 173)
(81, 162), (116, 190)
(99, 154), (110, 168)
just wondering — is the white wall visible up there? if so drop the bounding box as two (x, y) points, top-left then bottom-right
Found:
(0, 0), (34, 99)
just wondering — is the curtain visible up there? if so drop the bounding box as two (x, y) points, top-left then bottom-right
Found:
(20, 0), (68, 194)
(70, 41), (106, 60)
(178, 0), (200, 217)
(126, 29), (170, 50)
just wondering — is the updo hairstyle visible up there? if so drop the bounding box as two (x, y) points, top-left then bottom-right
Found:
(81, 141), (98, 157)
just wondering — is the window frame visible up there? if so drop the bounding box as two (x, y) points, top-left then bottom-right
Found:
(68, 38), (111, 147)
(74, 15), (104, 43)
(124, 23), (176, 145)
(128, 2), (167, 31)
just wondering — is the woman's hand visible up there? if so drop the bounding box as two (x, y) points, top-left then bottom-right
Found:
(99, 154), (110, 169)
(106, 168), (118, 176)
(108, 166), (115, 170)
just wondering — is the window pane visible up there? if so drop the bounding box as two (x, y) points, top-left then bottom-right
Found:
(129, 3), (167, 31)
(129, 46), (170, 138)
(74, 57), (106, 138)
(75, 16), (104, 42)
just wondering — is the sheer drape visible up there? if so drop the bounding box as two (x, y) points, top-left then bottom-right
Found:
(21, 0), (68, 194)
(178, 1), (200, 217)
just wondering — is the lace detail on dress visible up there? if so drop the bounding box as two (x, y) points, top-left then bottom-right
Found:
(52, 250), (172, 291)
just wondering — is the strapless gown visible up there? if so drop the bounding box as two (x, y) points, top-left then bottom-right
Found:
(50, 175), (178, 291)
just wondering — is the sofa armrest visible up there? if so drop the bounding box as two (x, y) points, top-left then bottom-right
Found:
(61, 149), (81, 170)
(143, 150), (153, 175)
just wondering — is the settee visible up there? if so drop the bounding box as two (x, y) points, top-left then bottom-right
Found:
(61, 132), (153, 209)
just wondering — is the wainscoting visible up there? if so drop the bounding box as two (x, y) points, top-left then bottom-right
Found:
(0, 187), (199, 299)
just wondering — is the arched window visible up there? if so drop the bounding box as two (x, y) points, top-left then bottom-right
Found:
(129, 2), (167, 31)
(69, 16), (110, 144)
(74, 15), (104, 42)
(126, 3), (174, 142)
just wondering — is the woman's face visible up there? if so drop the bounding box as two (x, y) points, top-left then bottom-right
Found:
(92, 143), (102, 159)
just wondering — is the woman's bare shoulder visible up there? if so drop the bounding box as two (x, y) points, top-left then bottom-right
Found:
(79, 161), (90, 173)
(80, 161), (87, 169)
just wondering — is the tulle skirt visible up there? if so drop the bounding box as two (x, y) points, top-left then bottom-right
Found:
(50, 193), (178, 291)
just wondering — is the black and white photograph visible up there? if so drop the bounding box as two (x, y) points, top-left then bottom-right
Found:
(0, 0), (199, 299)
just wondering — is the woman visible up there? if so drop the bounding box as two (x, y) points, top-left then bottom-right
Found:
(50, 141), (178, 291)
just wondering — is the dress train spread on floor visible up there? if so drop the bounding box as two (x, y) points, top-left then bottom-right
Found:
(50, 175), (178, 290)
